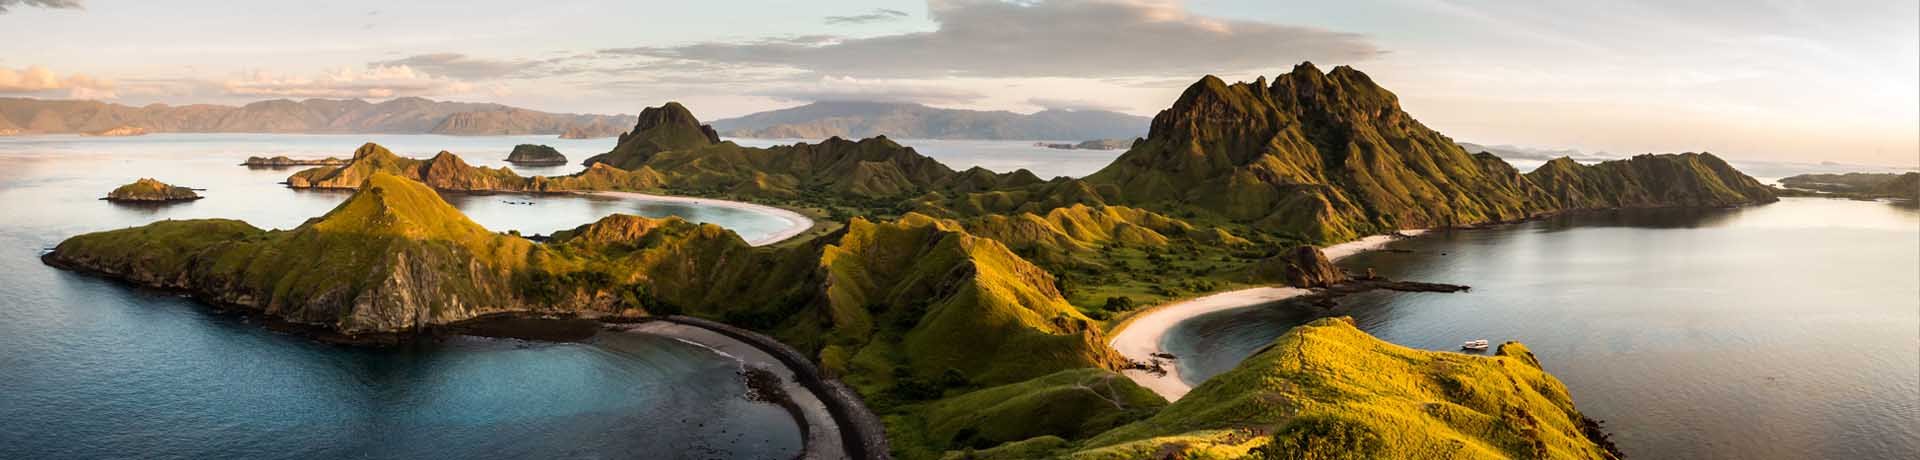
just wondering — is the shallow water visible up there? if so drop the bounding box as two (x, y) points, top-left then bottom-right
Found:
(1165, 198), (1920, 458)
(0, 134), (807, 459)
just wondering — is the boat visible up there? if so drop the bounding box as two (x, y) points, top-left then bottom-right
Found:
(1461, 339), (1490, 350)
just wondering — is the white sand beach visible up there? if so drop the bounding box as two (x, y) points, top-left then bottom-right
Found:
(1108, 230), (1428, 401)
(588, 191), (815, 246)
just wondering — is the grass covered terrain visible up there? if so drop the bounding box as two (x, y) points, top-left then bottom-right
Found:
(1064, 317), (1619, 460)
(46, 62), (1792, 458)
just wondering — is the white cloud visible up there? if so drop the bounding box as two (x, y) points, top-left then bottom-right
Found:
(222, 65), (475, 99)
(611, 0), (1381, 79)
(368, 53), (523, 80)
(0, 0), (82, 14)
(756, 76), (985, 105)
(0, 65), (114, 98)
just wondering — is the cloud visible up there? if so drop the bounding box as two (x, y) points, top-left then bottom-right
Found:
(0, 65), (114, 98)
(368, 53), (523, 80)
(0, 0), (82, 13)
(1027, 97), (1129, 112)
(614, 0), (1381, 78)
(825, 8), (909, 24)
(756, 76), (985, 105)
(223, 65), (476, 99)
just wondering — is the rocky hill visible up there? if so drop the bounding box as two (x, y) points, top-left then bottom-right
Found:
(710, 101), (1149, 141)
(0, 97), (630, 137)
(103, 178), (200, 202)
(918, 63), (1775, 243)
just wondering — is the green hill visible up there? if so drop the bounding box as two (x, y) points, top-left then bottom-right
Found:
(1061, 317), (1619, 460)
(916, 63), (1775, 244)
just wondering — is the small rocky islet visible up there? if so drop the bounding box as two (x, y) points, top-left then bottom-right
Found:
(102, 178), (201, 202)
(504, 144), (568, 166)
(44, 62), (1788, 459)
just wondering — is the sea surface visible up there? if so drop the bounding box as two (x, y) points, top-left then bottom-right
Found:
(729, 137), (1123, 179)
(0, 134), (816, 459)
(1164, 198), (1920, 459)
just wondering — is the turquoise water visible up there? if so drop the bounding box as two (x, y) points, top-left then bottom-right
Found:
(0, 134), (807, 459)
(1165, 198), (1920, 458)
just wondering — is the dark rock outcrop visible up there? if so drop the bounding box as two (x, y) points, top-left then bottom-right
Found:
(1251, 245), (1346, 288)
(505, 144), (567, 166)
(104, 178), (200, 202)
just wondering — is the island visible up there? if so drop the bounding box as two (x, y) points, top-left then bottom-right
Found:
(239, 156), (347, 167)
(48, 62), (1787, 459)
(1037, 138), (1136, 150)
(1777, 172), (1919, 206)
(102, 178), (201, 202)
(504, 144), (568, 166)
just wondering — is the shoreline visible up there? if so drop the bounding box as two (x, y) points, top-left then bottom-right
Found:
(615, 316), (889, 460)
(1107, 230), (1428, 402)
(587, 191), (814, 246)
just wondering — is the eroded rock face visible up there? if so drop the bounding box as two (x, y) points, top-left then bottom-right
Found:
(104, 178), (200, 202)
(505, 144), (567, 165)
(1251, 245), (1345, 288)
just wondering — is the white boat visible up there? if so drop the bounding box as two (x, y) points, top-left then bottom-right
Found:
(1461, 339), (1490, 350)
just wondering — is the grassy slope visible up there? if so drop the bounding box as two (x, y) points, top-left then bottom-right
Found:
(1071, 317), (1615, 460)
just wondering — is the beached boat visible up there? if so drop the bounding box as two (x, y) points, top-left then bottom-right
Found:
(1462, 339), (1490, 350)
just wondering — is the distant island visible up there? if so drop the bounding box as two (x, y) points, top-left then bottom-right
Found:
(47, 63), (1787, 459)
(239, 156), (347, 167)
(1777, 172), (1920, 205)
(1036, 138), (1136, 150)
(103, 178), (200, 202)
(505, 144), (568, 166)
(709, 100), (1149, 141)
(0, 97), (632, 138)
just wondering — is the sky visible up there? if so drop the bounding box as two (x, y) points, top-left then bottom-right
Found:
(2, 0), (1915, 166)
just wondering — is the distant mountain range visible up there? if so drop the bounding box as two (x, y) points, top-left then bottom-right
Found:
(1457, 142), (1613, 162)
(708, 101), (1150, 141)
(0, 97), (633, 138)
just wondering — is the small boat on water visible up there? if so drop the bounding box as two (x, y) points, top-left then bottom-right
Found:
(1461, 339), (1490, 351)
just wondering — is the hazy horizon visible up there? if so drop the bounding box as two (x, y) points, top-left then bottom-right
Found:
(4, 0), (1916, 166)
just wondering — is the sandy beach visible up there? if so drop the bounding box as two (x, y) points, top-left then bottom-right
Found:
(588, 191), (815, 246)
(1108, 230), (1428, 401)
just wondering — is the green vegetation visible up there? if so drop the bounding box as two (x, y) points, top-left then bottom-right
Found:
(50, 63), (1785, 458)
(1777, 172), (1919, 205)
(104, 178), (201, 202)
(889, 368), (1164, 458)
(1065, 317), (1618, 460)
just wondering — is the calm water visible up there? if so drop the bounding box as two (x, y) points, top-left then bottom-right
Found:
(0, 134), (809, 459)
(729, 137), (1123, 179)
(1166, 198), (1920, 459)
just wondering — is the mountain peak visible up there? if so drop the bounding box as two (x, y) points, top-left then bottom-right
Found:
(631, 102), (721, 144)
(306, 172), (492, 243)
(586, 103), (726, 169)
